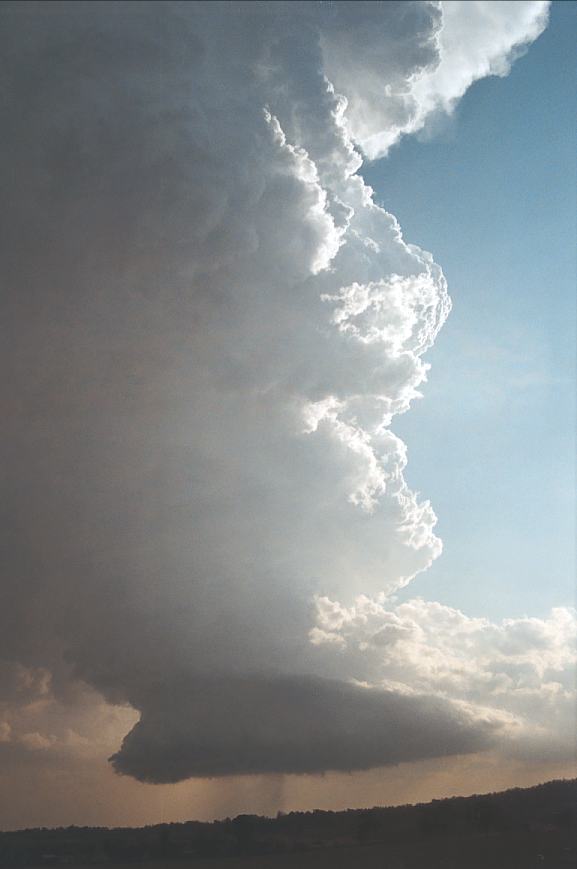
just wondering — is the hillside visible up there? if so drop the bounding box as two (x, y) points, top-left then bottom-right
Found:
(1, 778), (575, 868)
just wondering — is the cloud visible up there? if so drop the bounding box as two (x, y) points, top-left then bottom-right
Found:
(110, 674), (505, 782)
(0, 0), (563, 791)
(0, 660), (138, 772)
(311, 596), (577, 763)
(323, 1), (550, 157)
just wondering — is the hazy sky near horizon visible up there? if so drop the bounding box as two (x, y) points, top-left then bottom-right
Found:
(0, 0), (575, 829)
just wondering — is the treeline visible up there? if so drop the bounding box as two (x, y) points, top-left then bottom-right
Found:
(0, 778), (575, 866)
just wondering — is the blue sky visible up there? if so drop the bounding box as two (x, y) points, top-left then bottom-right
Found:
(363, 0), (575, 620)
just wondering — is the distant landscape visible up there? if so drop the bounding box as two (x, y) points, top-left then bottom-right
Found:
(1, 778), (575, 868)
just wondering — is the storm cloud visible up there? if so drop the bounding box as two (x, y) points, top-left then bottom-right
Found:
(1, 0), (566, 787)
(110, 674), (503, 782)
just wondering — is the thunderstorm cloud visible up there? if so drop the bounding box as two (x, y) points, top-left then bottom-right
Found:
(1, 0), (572, 787)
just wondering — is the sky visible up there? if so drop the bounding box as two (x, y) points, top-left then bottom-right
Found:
(0, 0), (575, 830)
(363, 0), (576, 620)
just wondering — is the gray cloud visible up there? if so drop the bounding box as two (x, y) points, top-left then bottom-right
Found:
(0, 1), (556, 787)
(110, 674), (500, 781)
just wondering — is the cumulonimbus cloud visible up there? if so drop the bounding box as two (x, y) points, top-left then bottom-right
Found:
(1, 0), (566, 786)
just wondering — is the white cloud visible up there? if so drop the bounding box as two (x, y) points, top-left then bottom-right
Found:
(323, 1), (550, 157)
(311, 596), (577, 762)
